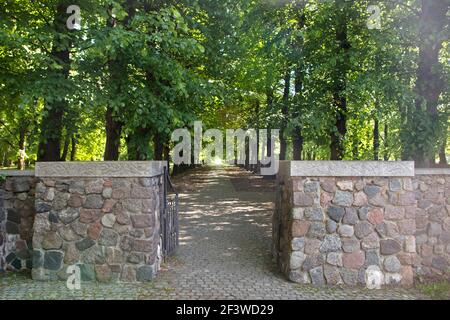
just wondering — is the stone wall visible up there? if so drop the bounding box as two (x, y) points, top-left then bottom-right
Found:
(0, 171), (36, 272)
(32, 162), (165, 282)
(414, 170), (450, 277)
(273, 161), (450, 287)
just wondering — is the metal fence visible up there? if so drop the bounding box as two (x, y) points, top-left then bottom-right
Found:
(160, 167), (179, 260)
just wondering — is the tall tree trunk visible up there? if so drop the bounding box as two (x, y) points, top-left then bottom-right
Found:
(292, 7), (306, 161)
(135, 0), (164, 163)
(60, 134), (70, 161)
(439, 133), (448, 165)
(292, 131), (303, 161)
(244, 137), (249, 170)
(164, 143), (170, 162)
(330, 0), (350, 160)
(153, 132), (164, 161)
(267, 129), (272, 159)
(373, 119), (380, 161)
(104, 107), (123, 160)
(37, 4), (71, 161)
(17, 129), (25, 170)
(70, 135), (77, 161)
(266, 88), (274, 159)
(2, 150), (6, 168)
(383, 123), (389, 161)
(280, 69), (291, 161)
(412, 0), (449, 167)
(293, 67), (304, 161)
(373, 55), (381, 162)
(255, 99), (260, 172)
(38, 108), (65, 161)
(103, 4), (128, 161)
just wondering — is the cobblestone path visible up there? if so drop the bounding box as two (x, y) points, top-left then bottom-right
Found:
(0, 166), (427, 300)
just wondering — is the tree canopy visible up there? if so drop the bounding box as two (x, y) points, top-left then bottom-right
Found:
(0, 0), (449, 169)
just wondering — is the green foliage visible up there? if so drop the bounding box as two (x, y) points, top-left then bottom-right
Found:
(0, 0), (448, 165)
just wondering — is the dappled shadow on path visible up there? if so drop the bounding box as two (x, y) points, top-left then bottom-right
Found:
(172, 166), (277, 274)
(153, 166), (291, 298)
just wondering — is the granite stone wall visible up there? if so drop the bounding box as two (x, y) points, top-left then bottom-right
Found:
(0, 172), (36, 272)
(1, 162), (166, 283)
(414, 173), (450, 277)
(31, 162), (165, 283)
(274, 162), (450, 287)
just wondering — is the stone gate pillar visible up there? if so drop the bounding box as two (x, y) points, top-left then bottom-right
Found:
(273, 161), (450, 287)
(32, 161), (166, 282)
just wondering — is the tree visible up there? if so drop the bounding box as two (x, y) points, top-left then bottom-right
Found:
(37, 1), (74, 161)
(410, 0), (449, 167)
(0, 0), (448, 169)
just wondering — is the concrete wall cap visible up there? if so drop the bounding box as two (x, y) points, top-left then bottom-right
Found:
(0, 170), (35, 177)
(415, 168), (450, 176)
(279, 161), (415, 177)
(35, 161), (167, 178)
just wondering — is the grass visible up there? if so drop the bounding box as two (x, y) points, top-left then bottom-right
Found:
(417, 281), (450, 300)
(0, 271), (176, 300)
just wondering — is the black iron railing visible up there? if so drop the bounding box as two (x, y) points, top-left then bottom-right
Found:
(160, 166), (179, 260)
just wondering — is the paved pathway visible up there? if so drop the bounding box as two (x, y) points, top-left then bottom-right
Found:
(0, 166), (427, 300)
